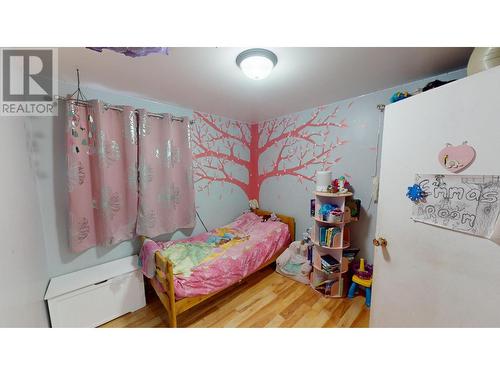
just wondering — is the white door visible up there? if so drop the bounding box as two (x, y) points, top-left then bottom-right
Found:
(370, 66), (500, 327)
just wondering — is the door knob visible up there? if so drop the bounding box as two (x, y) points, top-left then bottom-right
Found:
(373, 237), (388, 247)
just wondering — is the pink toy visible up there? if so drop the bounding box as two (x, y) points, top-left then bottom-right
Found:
(332, 176), (350, 193)
(438, 142), (476, 173)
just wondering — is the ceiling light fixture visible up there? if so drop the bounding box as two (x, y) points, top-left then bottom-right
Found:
(236, 48), (278, 80)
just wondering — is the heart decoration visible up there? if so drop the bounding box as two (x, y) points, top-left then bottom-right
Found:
(438, 142), (476, 173)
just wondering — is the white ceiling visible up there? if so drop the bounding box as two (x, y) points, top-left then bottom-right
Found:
(58, 47), (473, 122)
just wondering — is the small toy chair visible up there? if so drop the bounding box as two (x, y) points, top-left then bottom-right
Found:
(347, 258), (373, 307)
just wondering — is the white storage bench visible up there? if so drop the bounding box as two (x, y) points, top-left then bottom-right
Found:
(44, 255), (146, 327)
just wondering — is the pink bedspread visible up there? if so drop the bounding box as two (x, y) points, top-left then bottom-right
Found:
(146, 212), (290, 299)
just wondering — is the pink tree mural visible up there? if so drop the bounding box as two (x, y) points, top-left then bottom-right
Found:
(191, 112), (253, 197)
(192, 105), (348, 201)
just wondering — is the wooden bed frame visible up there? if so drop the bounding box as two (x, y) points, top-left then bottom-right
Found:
(145, 209), (295, 328)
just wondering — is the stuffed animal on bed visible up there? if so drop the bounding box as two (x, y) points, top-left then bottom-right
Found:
(249, 199), (259, 210)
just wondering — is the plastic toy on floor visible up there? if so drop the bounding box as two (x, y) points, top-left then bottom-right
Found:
(347, 258), (373, 307)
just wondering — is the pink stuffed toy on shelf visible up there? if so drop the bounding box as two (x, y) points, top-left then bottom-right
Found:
(332, 175), (350, 194)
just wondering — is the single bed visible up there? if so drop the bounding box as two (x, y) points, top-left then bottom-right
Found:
(140, 209), (295, 327)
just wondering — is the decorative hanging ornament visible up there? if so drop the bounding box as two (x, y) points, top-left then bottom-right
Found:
(406, 183), (427, 202)
(438, 141), (476, 173)
(87, 47), (169, 58)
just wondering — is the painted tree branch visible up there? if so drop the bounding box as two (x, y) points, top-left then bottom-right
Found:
(258, 105), (345, 154)
(192, 106), (348, 200)
(192, 111), (252, 197)
(256, 106), (346, 193)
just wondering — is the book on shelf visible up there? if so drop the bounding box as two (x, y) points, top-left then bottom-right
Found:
(320, 226), (340, 247)
(319, 227), (327, 245)
(320, 254), (340, 274)
(321, 268), (339, 275)
(321, 254), (338, 265)
(314, 278), (339, 295)
(310, 199), (315, 217)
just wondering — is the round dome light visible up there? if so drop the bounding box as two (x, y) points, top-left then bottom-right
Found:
(236, 48), (278, 80)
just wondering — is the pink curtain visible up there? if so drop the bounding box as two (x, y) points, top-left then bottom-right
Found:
(66, 100), (138, 252)
(136, 110), (195, 237)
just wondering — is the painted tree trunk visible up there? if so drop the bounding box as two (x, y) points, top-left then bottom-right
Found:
(248, 124), (260, 200)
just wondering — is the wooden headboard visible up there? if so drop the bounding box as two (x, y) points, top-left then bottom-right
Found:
(252, 209), (295, 242)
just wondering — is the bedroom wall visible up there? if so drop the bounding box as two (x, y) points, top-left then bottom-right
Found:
(256, 69), (467, 262)
(29, 81), (250, 278)
(0, 116), (49, 327)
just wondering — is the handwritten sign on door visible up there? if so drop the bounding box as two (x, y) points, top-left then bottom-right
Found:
(411, 174), (500, 241)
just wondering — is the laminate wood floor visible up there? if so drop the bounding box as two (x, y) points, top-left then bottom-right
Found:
(100, 266), (370, 328)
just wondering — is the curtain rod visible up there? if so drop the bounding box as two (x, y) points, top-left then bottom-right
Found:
(55, 95), (194, 124)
